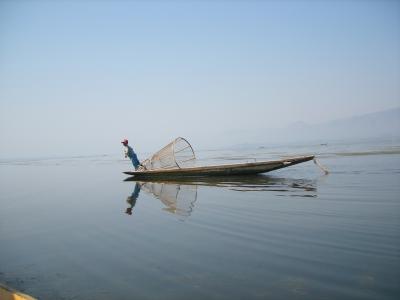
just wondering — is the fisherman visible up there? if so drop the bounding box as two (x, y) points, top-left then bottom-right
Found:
(121, 139), (141, 170)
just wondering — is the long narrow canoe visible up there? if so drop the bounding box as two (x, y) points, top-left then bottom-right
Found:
(124, 155), (314, 179)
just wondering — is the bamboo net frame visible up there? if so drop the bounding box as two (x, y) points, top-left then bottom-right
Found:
(140, 137), (196, 170)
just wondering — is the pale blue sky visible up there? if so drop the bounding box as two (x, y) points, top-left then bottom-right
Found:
(0, 0), (399, 158)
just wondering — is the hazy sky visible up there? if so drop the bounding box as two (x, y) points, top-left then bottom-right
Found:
(1, 0), (399, 158)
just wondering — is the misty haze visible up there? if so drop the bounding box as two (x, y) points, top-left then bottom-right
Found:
(1, 1), (399, 300)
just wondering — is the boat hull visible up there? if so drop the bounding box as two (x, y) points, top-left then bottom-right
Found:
(124, 155), (314, 179)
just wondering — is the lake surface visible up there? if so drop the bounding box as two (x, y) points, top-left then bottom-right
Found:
(1, 140), (400, 299)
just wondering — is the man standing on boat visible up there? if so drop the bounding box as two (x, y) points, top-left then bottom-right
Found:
(121, 139), (141, 170)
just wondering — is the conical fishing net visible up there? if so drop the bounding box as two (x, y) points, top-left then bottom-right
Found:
(141, 137), (196, 170)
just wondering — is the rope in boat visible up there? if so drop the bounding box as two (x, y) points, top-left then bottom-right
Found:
(313, 157), (329, 175)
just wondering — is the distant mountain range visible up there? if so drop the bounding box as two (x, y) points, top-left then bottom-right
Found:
(222, 107), (400, 149)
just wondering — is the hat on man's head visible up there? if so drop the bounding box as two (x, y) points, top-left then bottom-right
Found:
(121, 139), (128, 145)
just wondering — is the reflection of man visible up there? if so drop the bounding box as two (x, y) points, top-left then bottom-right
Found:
(125, 183), (141, 215)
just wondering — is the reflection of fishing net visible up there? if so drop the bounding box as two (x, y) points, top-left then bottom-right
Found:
(141, 182), (197, 219)
(141, 137), (196, 170)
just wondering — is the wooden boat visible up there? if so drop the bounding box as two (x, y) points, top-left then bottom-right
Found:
(124, 155), (314, 179)
(0, 283), (37, 300)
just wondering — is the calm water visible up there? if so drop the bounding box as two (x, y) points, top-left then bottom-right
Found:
(1, 141), (400, 299)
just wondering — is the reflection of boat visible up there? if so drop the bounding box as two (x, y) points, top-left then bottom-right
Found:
(124, 175), (316, 219)
(128, 175), (316, 195)
(140, 182), (197, 219)
(124, 155), (314, 179)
